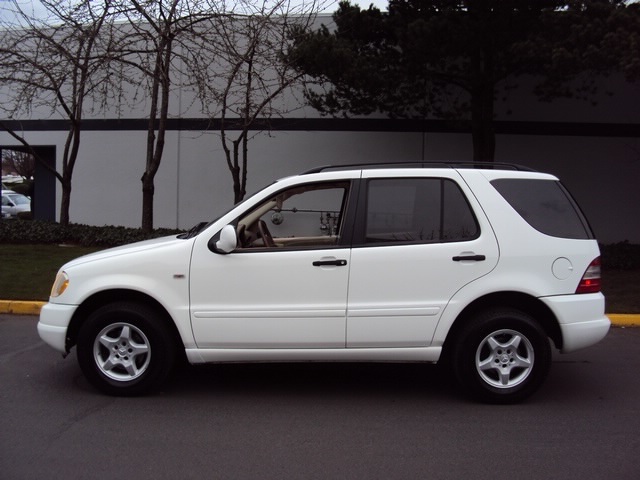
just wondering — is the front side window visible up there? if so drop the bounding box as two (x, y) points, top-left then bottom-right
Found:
(365, 178), (478, 244)
(237, 182), (350, 249)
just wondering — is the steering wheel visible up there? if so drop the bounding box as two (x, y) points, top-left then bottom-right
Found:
(257, 220), (275, 248)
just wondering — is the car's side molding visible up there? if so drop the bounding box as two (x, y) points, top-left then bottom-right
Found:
(185, 346), (442, 364)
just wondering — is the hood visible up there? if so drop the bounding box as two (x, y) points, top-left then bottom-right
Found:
(62, 234), (189, 270)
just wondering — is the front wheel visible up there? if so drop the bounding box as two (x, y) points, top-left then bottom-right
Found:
(76, 302), (177, 396)
(452, 309), (551, 404)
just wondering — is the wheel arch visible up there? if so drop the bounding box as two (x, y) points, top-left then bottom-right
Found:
(65, 289), (185, 358)
(441, 291), (562, 360)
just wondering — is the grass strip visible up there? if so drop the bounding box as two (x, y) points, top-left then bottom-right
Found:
(0, 244), (101, 301)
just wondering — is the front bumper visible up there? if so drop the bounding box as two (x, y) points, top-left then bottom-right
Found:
(37, 302), (78, 353)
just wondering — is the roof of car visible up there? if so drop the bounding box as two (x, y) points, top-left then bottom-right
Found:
(301, 162), (536, 175)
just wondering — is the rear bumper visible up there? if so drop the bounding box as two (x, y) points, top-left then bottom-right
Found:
(540, 293), (610, 353)
(37, 302), (77, 353)
(558, 317), (611, 353)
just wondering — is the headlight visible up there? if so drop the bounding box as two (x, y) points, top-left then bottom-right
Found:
(50, 271), (69, 298)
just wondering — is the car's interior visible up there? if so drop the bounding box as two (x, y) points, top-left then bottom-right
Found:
(235, 182), (349, 249)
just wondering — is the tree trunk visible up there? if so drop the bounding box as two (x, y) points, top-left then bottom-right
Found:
(470, 85), (496, 162)
(232, 138), (245, 204)
(140, 42), (171, 233)
(469, 28), (496, 163)
(60, 178), (72, 227)
(141, 172), (155, 232)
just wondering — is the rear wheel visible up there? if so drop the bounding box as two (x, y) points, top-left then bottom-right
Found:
(452, 309), (551, 404)
(76, 302), (177, 396)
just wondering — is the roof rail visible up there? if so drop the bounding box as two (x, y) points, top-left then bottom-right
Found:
(301, 162), (536, 174)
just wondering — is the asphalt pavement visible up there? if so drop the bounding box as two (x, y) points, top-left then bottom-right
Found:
(1, 314), (640, 480)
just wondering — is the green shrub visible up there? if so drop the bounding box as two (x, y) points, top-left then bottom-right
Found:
(0, 220), (184, 247)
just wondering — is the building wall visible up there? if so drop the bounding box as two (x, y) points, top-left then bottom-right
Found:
(1, 23), (638, 244)
(2, 124), (637, 244)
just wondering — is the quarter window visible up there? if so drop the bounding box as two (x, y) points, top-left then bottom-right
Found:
(491, 179), (594, 239)
(365, 178), (478, 244)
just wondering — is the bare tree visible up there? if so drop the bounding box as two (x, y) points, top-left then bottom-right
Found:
(111, 0), (226, 232)
(192, 0), (326, 204)
(0, 0), (117, 225)
(1, 0), (326, 228)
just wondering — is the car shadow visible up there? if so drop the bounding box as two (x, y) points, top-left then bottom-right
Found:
(162, 361), (460, 402)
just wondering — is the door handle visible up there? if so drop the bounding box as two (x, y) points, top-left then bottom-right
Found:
(313, 259), (348, 267)
(452, 255), (486, 262)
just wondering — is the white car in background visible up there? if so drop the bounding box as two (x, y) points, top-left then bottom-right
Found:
(1, 190), (31, 218)
(37, 163), (610, 403)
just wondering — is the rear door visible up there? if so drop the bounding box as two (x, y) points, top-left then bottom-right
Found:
(346, 170), (499, 347)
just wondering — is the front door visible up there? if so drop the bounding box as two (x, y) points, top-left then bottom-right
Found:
(190, 181), (353, 348)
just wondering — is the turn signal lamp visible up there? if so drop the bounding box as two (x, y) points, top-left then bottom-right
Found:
(50, 271), (69, 298)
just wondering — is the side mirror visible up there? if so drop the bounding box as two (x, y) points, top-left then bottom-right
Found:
(211, 224), (237, 254)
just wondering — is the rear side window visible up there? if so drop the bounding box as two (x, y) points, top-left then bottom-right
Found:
(491, 179), (594, 239)
(365, 178), (479, 244)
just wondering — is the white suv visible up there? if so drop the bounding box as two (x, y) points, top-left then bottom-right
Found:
(38, 164), (610, 403)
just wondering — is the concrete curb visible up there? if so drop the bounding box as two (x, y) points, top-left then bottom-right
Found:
(0, 300), (47, 316)
(0, 300), (638, 326)
(606, 314), (640, 327)
(0, 300), (47, 315)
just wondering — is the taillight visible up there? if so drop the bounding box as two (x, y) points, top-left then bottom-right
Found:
(576, 257), (601, 294)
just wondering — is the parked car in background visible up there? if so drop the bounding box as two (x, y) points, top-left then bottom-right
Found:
(37, 163), (610, 403)
(1, 190), (31, 218)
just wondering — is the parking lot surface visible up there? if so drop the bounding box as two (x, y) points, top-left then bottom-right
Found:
(1, 315), (639, 480)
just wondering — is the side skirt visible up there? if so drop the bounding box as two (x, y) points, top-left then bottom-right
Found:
(185, 346), (442, 364)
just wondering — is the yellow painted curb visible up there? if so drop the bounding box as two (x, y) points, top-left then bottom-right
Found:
(0, 300), (46, 316)
(607, 314), (640, 327)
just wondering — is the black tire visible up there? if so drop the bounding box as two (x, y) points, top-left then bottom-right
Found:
(452, 309), (551, 404)
(76, 302), (177, 396)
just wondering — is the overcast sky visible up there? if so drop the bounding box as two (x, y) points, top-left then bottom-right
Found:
(0, 0), (389, 21)
(0, 1), (389, 25)
(345, 0), (388, 10)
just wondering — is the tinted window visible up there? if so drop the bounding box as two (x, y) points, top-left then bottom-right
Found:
(365, 178), (478, 244)
(491, 179), (593, 239)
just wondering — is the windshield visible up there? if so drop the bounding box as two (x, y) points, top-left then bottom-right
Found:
(8, 194), (30, 205)
(177, 180), (281, 239)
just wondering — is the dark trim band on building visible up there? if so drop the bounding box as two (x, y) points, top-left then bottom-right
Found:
(2, 118), (639, 137)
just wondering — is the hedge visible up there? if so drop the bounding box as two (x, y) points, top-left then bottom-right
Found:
(0, 220), (184, 247)
(599, 242), (640, 270)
